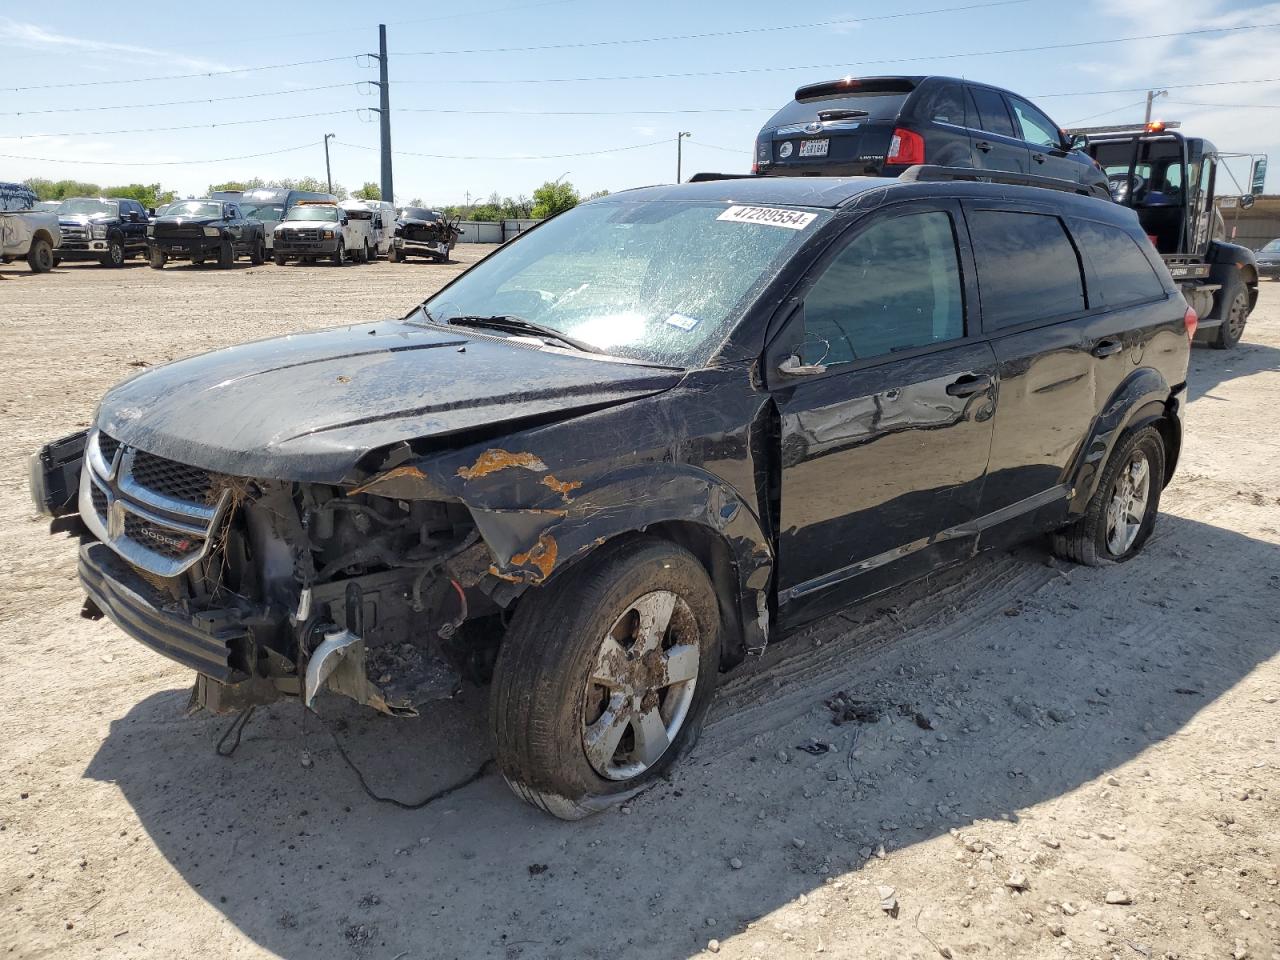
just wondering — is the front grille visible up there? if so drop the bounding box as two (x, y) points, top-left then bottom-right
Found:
(98, 432), (120, 465)
(154, 224), (205, 239)
(281, 228), (324, 243)
(60, 224), (89, 241)
(90, 482), (108, 521)
(131, 450), (214, 504)
(124, 514), (202, 561)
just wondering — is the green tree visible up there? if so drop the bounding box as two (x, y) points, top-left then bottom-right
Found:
(24, 178), (101, 200)
(207, 177), (265, 194)
(408, 197), (425, 207)
(531, 180), (580, 219)
(105, 183), (175, 208)
(352, 182), (381, 200)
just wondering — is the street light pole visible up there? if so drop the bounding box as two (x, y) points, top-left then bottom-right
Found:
(323, 133), (335, 194)
(676, 131), (691, 183)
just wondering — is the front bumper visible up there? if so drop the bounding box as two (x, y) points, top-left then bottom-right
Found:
(151, 237), (221, 258)
(393, 236), (451, 256)
(58, 240), (111, 259)
(274, 237), (340, 255)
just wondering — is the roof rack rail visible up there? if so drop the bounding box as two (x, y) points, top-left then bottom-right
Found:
(898, 164), (1102, 198)
(686, 172), (758, 183)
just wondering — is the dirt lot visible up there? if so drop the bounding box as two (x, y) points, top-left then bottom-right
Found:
(1, 253), (1277, 960)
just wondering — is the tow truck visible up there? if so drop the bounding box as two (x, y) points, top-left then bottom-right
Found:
(1068, 121), (1263, 349)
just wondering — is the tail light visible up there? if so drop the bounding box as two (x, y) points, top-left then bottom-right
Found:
(1184, 305), (1198, 342)
(886, 128), (925, 166)
(752, 161), (760, 175)
(1146, 234), (1159, 248)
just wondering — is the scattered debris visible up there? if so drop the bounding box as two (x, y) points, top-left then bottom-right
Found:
(729, 857), (743, 870)
(707, 939), (721, 954)
(1005, 872), (1030, 891)
(1105, 890), (1133, 905)
(878, 886), (900, 917)
(824, 692), (932, 730)
(527, 863), (548, 876)
(795, 739), (834, 755)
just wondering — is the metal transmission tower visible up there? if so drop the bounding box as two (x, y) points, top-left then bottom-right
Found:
(369, 25), (394, 204)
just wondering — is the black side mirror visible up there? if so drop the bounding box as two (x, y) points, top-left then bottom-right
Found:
(341, 216), (349, 226)
(1067, 133), (1088, 151)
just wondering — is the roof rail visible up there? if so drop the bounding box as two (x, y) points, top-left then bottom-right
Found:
(687, 172), (758, 183)
(898, 165), (1102, 198)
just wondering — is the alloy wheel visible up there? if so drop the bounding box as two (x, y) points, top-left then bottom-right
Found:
(1105, 452), (1151, 556)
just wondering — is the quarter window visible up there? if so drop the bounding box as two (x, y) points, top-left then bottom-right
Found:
(1072, 220), (1166, 306)
(967, 86), (1017, 138)
(918, 82), (968, 126)
(803, 211), (966, 365)
(967, 210), (1085, 329)
(1008, 97), (1062, 148)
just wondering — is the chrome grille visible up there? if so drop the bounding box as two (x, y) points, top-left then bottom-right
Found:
(131, 450), (213, 504)
(60, 224), (89, 241)
(79, 429), (231, 578)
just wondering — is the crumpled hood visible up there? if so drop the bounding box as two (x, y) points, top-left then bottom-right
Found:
(96, 319), (682, 484)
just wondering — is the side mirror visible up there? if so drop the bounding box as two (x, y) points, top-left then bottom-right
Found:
(1067, 133), (1088, 151)
(778, 354), (827, 377)
(1240, 194), (1256, 210)
(341, 216), (349, 225)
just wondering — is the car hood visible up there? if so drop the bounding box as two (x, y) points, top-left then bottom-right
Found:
(152, 215), (218, 226)
(96, 319), (682, 484)
(59, 214), (116, 225)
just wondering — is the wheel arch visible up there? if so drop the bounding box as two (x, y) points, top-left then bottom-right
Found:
(31, 228), (55, 247)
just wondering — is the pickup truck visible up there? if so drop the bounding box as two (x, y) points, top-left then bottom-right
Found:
(1, 182), (60, 273)
(272, 202), (373, 265)
(54, 197), (150, 267)
(147, 199), (266, 269)
(389, 207), (460, 263)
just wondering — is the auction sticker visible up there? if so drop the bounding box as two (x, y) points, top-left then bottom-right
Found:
(717, 205), (817, 230)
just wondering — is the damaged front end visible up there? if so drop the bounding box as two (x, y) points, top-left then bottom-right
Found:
(65, 427), (496, 717)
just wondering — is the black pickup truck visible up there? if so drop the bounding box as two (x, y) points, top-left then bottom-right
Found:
(147, 199), (266, 269)
(54, 197), (150, 267)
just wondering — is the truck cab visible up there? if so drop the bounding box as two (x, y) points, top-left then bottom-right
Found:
(272, 202), (373, 265)
(1073, 122), (1261, 348)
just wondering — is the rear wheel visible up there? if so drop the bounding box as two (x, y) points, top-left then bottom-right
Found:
(1052, 425), (1165, 566)
(361, 240), (371, 263)
(250, 239), (265, 265)
(148, 248), (166, 269)
(1212, 275), (1249, 349)
(27, 237), (54, 273)
(490, 538), (721, 820)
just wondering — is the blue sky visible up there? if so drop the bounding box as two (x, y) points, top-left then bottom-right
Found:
(1, 0), (1276, 204)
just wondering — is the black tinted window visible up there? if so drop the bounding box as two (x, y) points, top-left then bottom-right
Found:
(967, 86), (1017, 138)
(916, 82), (968, 126)
(1072, 220), (1166, 306)
(968, 210), (1085, 328)
(804, 211), (965, 364)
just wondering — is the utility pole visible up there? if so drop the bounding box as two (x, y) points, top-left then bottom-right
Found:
(1144, 89), (1168, 125)
(370, 25), (394, 205)
(676, 131), (691, 183)
(323, 133), (335, 194)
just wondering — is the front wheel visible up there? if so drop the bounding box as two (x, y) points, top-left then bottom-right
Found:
(330, 239), (344, 265)
(1212, 275), (1249, 350)
(27, 237), (54, 272)
(274, 252), (287, 267)
(101, 239), (125, 267)
(250, 239), (265, 265)
(490, 538), (721, 820)
(1052, 425), (1166, 566)
(148, 248), (166, 269)
(388, 246), (403, 263)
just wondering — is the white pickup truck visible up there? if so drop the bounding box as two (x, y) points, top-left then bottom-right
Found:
(1, 182), (61, 273)
(272, 202), (375, 265)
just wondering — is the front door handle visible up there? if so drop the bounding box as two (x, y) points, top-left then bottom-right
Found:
(975, 140), (993, 153)
(1032, 152), (1046, 164)
(946, 373), (993, 397)
(1091, 339), (1123, 358)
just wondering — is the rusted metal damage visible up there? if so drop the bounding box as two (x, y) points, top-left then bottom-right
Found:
(456, 448), (548, 480)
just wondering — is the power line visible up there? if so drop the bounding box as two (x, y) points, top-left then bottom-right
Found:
(395, 106), (775, 116)
(7, 55), (360, 93)
(0, 142), (319, 167)
(394, 0), (1031, 56)
(1035, 75), (1280, 99)
(0, 83), (365, 117)
(1065, 98), (1152, 125)
(335, 138), (673, 161)
(394, 22), (1280, 86)
(0, 110), (356, 140)
(1168, 99), (1280, 108)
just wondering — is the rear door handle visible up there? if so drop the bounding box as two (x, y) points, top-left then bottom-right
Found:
(1091, 339), (1123, 358)
(946, 374), (994, 397)
(975, 140), (992, 153)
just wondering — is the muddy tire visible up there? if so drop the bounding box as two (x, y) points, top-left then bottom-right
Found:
(250, 239), (265, 265)
(1211, 274), (1249, 350)
(1052, 425), (1165, 567)
(490, 537), (721, 820)
(27, 236), (54, 273)
(148, 248), (166, 269)
(101, 239), (125, 268)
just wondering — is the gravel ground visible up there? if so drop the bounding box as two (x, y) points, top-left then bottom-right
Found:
(1, 254), (1277, 960)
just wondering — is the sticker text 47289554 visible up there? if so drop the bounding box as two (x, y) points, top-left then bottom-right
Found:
(716, 205), (818, 231)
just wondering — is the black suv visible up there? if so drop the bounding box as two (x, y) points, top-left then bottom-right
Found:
(147, 199), (266, 269)
(756, 76), (1108, 197)
(31, 175), (1189, 819)
(54, 197), (150, 267)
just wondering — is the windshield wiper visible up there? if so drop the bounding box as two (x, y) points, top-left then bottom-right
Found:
(445, 314), (600, 354)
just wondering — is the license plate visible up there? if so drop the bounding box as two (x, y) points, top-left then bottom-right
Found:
(799, 139), (829, 158)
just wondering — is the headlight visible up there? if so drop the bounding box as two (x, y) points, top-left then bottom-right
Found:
(322, 230), (334, 239)
(203, 226), (221, 238)
(91, 224), (108, 239)
(146, 225), (155, 237)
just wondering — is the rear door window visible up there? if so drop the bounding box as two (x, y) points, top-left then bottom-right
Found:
(966, 209), (1086, 329)
(1071, 219), (1166, 306)
(803, 210), (966, 364)
(1008, 96), (1063, 148)
(916, 82), (968, 126)
(967, 87), (1018, 138)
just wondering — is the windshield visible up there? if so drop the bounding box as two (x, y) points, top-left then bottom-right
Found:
(286, 206), (340, 222)
(59, 198), (118, 218)
(417, 199), (829, 366)
(1093, 141), (1186, 207)
(1261, 239), (1280, 253)
(241, 202), (285, 221)
(164, 201), (222, 219)
(399, 207), (439, 221)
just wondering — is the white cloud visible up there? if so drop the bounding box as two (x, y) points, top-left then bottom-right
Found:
(0, 18), (241, 75)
